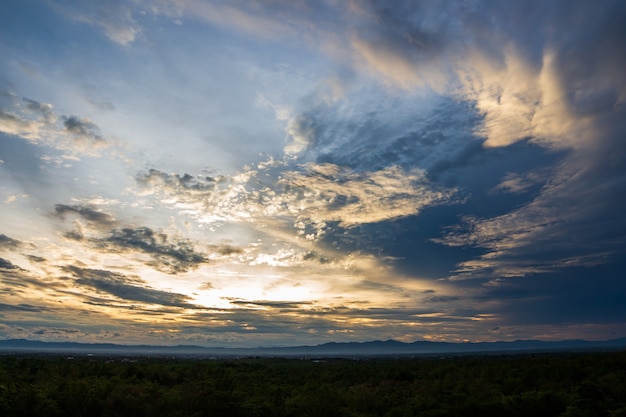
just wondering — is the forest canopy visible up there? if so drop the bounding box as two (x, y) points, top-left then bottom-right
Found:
(1, 351), (625, 417)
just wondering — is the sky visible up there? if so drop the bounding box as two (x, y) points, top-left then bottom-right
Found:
(1, 0), (625, 348)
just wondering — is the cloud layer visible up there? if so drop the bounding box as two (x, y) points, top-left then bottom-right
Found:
(0, 0), (624, 346)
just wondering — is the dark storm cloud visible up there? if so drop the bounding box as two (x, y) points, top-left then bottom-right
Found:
(54, 204), (116, 227)
(64, 265), (198, 309)
(100, 227), (208, 274)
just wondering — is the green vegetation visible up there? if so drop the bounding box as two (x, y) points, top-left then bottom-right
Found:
(1, 351), (625, 416)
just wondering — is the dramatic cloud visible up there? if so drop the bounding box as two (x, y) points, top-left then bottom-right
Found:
(1, 0), (624, 346)
(279, 163), (454, 229)
(137, 161), (455, 241)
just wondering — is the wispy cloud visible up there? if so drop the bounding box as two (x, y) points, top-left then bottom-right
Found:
(492, 171), (547, 195)
(64, 266), (198, 309)
(49, 0), (140, 45)
(54, 204), (117, 228)
(436, 156), (626, 278)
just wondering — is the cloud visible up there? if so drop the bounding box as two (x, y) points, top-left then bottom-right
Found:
(208, 244), (242, 256)
(51, 0), (140, 45)
(284, 114), (318, 156)
(349, 31), (447, 91)
(99, 227), (208, 274)
(459, 48), (594, 150)
(0, 233), (22, 249)
(136, 169), (225, 194)
(52, 201), (212, 274)
(307, 1), (626, 152)
(176, 301), (477, 344)
(62, 116), (107, 149)
(0, 303), (53, 313)
(0, 322), (132, 344)
(0, 257), (23, 270)
(2, 0), (625, 345)
(54, 204), (117, 228)
(228, 299), (314, 309)
(22, 98), (55, 121)
(491, 171), (546, 194)
(0, 110), (39, 137)
(95, 4), (139, 45)
(154, 0), (304, 40)
(0, 92), (112, 157)
(279, 163), (455, 230)
(423, 295), (461, 303)
(470, 263), (626, 333)
(436, 155), (626, 279)
(64, 265), (197, 308)
(137, 161), (456, 245)
(314, 0), (626, 280)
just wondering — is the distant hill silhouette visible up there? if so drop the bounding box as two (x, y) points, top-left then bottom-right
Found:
(1, 337), (625, 357)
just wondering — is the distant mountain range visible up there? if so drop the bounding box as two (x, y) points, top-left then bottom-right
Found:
(2, 338), (626, 357)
